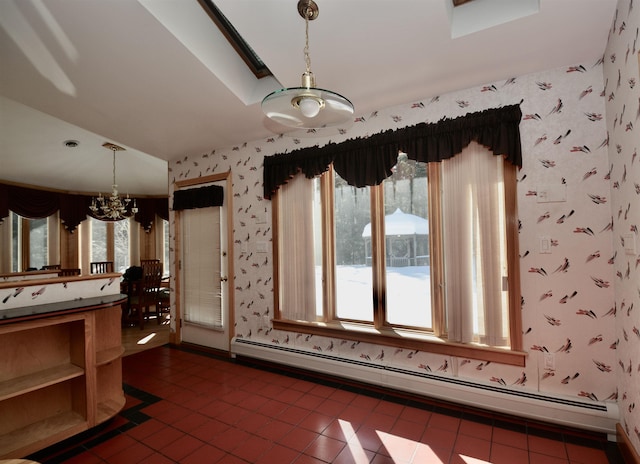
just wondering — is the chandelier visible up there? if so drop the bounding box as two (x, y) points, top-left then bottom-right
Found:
(90, 143), (138, 220)
(261, 0), (354, 129)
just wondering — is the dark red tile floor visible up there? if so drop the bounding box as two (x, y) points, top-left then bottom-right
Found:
(30, 345), (624, 463)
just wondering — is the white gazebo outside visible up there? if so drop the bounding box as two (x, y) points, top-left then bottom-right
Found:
(362, 208), (429, 267)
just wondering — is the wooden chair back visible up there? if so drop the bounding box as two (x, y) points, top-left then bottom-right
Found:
(90, 261), (114, 274)
(58, 268), (81, 277)
(128, 261), (163, 329)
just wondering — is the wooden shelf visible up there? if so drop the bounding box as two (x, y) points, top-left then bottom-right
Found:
(96, 346), (125, 366)
(0, 410), (86, 458)
(97, 396), (126, 424)
(0, 364), (84, 402)
(0, 300), (125, 459)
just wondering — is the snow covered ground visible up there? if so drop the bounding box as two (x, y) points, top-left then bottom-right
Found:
(316, 265), (432, 327)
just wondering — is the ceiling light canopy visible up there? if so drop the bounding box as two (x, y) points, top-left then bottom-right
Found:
(261, 0), (354, 129)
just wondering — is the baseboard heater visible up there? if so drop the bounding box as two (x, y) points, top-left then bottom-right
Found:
(232, 338), (619, 439)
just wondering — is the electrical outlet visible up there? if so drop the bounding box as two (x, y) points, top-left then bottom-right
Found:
(543, 352), (555, 370)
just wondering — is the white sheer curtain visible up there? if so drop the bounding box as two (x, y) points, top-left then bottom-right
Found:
(441, 141), (509, 346)
(278, 173), (317, 321)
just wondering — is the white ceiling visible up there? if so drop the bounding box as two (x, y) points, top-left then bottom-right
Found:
(0, 0), (617, 197)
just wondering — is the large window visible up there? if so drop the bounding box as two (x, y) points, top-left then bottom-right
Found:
(274, 143), (522, 365)
(89, 217), (130, 273)
(10, 211), (51, 271)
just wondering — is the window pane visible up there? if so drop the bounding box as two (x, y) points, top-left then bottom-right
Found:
(90, 218), (107, 262)
(334, 172), (373, 321)
(383, 155), (431, 328)
(29, 218), (48, 270)
(114, 219), (130, 273)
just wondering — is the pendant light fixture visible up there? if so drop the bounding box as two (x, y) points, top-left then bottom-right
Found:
(261, 0), (354, 129)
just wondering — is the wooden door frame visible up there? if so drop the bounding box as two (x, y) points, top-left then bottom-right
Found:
(171, 171), (234, 348)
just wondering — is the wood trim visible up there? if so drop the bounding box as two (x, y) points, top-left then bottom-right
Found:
(273, 318), (527, 366)
(370, 185), (385, 329)
(172, 207), (182, 345)
(504, 162), (523, 351)
(174, 171), (230, 189)
(224, 173), (235, 349)
(322, 170), (336, 322)
(0, 272), (121, 290)
(617, 423), (640, 464)
(428, 163), (445, 336)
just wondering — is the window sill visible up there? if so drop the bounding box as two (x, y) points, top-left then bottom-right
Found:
(272, 319), (527, 367)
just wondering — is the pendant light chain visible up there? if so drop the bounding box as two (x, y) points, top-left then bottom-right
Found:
(111, 148), (117, 186)
(303, 11), (312, 74)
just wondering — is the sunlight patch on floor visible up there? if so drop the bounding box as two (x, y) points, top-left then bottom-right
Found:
(137, 332), (157, 345)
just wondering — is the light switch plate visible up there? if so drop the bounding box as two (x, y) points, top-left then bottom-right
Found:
(623, 233), (637, 255)
(537, 185), (567, 203)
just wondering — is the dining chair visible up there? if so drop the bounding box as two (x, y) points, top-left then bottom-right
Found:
(90, 261), (114, 274)
(58, 268), (81, 276)
(128, 261), (163, 329)
(42, 264), (61, 270)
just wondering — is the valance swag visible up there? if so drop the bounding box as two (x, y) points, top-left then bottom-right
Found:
(172, 185), (224, 211)
(0, 183), (168, 232)
(263, 104), (522, 199)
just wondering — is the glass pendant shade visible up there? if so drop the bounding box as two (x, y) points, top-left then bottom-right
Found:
(262, 85), (353, 128)
(261, 0), (354, 129)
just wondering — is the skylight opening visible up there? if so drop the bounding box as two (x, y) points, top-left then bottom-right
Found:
(197, 0), (272, 79)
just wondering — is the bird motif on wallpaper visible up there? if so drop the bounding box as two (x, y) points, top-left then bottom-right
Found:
(579, 86), (593, 99)
(558, 291), (578, 303)
(549, 98), (564, 115)
(594, 360), (613, 373)
(536, 82), (552, 91)
(480, 85), (497, 92)
(540, 159), (556, 168)
(567, 65), (586, 73)
(545, 315), (561, 326)
(591, 276), (611, 288)
(586, 250), (602, 263)
(542, 370), (555, 380)
(556, 338), (572, 353)
(561, 373), (579, 384)
(2, 287), (24, 304)
(576, 309), (598, 319)
(531, 345), (549, 352)
(571, 145), (590, 153)
(553, 258), (570, 273)
(537, 212), (551, 223)
(31, 287), (46, 299)
(540, 290), (553, 301)
(529, 267), (547, 276)
(523, 113), (542, 121)
(574, 227), (595, 235)
(553, 130), (571, 144)
(578, 391), (599, 401)
(557, 210), (575, 224)
(588, 334), (604, 345)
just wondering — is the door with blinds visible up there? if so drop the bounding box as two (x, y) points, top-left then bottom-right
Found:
(178, 179), (230, 352)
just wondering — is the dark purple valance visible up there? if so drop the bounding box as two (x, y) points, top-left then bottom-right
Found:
(172, 185), (224, 211)
(0, 183), (168, 232)
(264, 104), (522, 199)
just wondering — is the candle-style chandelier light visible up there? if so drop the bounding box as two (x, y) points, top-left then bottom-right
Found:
(89, 143), (138, 221)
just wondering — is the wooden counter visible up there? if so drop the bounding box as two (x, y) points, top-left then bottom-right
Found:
(0, 295), (126, 459)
